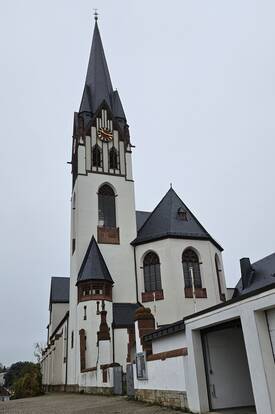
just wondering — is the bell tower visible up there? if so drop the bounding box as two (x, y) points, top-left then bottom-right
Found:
(68, 17), (138, 384)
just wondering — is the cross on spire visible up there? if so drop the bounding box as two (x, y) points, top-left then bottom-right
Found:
(93, 8), (98, 21)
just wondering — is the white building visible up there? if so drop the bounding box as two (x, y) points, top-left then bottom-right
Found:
(133, 253), (275, 414)
(41, 18), (227, 398)
(41, 18), (275, 414)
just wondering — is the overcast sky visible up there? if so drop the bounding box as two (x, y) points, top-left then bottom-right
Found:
(0, 0), (274, 366)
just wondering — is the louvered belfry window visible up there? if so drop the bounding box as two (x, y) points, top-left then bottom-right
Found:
(182, 249), (202, 289)
(143, 252), (162, 292)
(109, 147), (118, 169)
(92, 144), (102, 167)
(98, 184), (116, 228)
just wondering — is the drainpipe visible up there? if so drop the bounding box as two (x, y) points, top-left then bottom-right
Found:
(134, 246), (139, 303)
(65, 316), (69, 391)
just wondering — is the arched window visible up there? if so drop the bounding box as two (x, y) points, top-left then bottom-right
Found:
(182, 249), (202, 288)
(215, 254), (225, 301)
(98, 184), (116, 228)
(92, 145), (102, 167)
(109, 147), (118, 169)
(143, 252), (162, 292)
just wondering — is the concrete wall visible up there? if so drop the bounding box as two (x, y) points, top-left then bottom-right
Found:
(133, 356), (186, 392)
(184, 288), (275, 414)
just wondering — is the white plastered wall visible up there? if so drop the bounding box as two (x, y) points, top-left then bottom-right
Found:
(135, 238), (226, 326)
(49, 303), (69, 337)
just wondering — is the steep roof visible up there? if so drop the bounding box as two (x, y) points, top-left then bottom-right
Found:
(234, 252), (275, 297)
(79, 21), (126, 121)
(77, 236), (113, 284)
(50, 277), (70, 305)
(136, 210), (151, 231)
(132, 188), (222, 251)
(112, 303), (141, 328)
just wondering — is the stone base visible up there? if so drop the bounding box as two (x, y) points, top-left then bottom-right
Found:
(79, 386), (113, 396)
(43, 384), (79, 393)
(135, 389), (189, 411)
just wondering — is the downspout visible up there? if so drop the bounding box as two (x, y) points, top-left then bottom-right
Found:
(65, 316), (69, 391)
(134, 245), (139, 303)
(112, 326), (115, 363)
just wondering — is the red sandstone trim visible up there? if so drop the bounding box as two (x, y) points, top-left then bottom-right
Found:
(142, 290), (164, 303)
(147, 347), (188, 361)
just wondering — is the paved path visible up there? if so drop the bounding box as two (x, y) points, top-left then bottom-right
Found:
(0, 393), (256, 414)
(0, 393), (181, 414)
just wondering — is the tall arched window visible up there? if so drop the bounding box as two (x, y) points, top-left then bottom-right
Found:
(182, 249), (202, 288)
(215, 254), (225, 301)
(109, 147), (118, 169)
(98, 184), (116, 228)
(143, 252), (162, 292)
(92, 145), (102, 167)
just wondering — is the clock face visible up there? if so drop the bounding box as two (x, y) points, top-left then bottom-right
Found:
(97, 127), (113, 142)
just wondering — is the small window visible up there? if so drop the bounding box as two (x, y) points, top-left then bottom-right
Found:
(92, 145), (102, 167)
(182, 249), (202, 288)
(84, 305), (87, 320)
(143, 252), (162, 292)
(72, 238), (76, 254)
(71, 331), (74, 349)
(109, 147), (118, 169)
(177, 207), (187, 221)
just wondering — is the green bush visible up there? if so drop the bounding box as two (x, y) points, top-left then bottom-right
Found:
(6, 362), (43, 399)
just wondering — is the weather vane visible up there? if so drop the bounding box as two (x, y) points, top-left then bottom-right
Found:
(93, 8), (98, 21)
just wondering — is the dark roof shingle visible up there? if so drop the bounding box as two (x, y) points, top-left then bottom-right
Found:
(77, 236), (113, 284)
(50, 277), (70, 305)
(234, 252), (275, 296)
(113, 303), (140, 328)
(132, 188), (222, 250)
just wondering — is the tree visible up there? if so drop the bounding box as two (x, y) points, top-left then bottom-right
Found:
(4, 361), (43, 399)
(13, 365), (43, 399)
(34, 342), (45, 364)
(4, 362), (34, 388)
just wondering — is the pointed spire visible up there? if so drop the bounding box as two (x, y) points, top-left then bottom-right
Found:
(77, 236), (113, 284)
(80, 20), (113, 114)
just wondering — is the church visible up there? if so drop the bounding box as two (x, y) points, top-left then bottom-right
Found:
(41, 18), (275, 414)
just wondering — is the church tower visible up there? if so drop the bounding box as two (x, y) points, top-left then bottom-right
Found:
(67, 18), (137, 385)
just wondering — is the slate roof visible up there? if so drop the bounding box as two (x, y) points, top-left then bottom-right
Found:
(132, 188), (222, 251)
(50, 277), (70, 305)
(77, 236), (113, 284)
(79, 21), (126, 122)
(234, 252), (275, 297)
(136, 211), (151, 231)
(112, 303), (141, 328)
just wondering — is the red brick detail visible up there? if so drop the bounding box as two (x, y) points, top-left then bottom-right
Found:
(147, 347), (188, 361)
(79, 329), (86, 372)
(127, 327), (135, 363)
(141, 290), (164, 303)
(102, 369), (108, 383)
(184, 288), (207, 298)
(97, 310), (110, 341)
(78, 281), (112, 303)
(97, 226), (120, 244)
(134, 307), (155, 355)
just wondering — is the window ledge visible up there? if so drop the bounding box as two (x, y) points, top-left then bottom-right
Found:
(142, 290), (164, 303)
(184, 287), (207, 298)
(97, 226), (120, 244)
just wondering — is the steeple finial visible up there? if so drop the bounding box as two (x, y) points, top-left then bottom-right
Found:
(93, 8), (98, 21)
